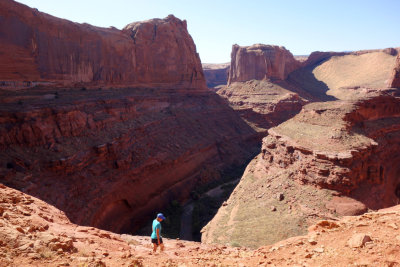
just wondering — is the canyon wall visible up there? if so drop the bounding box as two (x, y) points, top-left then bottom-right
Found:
(218, 44), (306, 133)
(389, 54), (400, 88)
(0, 0), (259, 234)
(202, 89), (400, 248)
(0, 87), (258, 233)
(0, 0), (205, 89)
(227, 44), (301, 84)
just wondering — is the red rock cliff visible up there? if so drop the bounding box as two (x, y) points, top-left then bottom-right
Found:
(261, 90), (400, 209)
(0, 0), (258, 234)
(0, 0), (205, 89)
(227, 44), (301, 84)
(202, 89), (400, 248)
(389, 54), (400, 88)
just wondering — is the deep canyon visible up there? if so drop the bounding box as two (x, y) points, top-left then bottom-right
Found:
(1, 0), (400, 266)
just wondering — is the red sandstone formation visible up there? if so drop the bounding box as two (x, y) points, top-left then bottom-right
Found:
(218, 44), (306, 133)
(217, 80), (306, 133)
(0, 0), (258, 235)
(203, 88), (400, 248)
(202, 63), (230, 88)
(262, 91), (400, 208)
(227, 44), (301, 84)
(389, 54), (400, 88)
(0, 0), (205, 89)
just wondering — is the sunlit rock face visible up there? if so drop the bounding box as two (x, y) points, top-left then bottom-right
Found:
(389, 54), (400, 88)
(0, 0), (205, 89)
(202, 89), (400, 248)
(228, 44), (301, 84)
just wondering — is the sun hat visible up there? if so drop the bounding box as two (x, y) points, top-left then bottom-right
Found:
(157, 213), (166, 220)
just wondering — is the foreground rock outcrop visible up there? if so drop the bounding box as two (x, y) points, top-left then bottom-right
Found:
(202, 88), (400, 248)
(0, 0), (259, 235)
(2, 183), (400, 266)
(0, 0), (205, 89)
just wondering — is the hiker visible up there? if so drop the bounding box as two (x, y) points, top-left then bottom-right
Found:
(151, 213), (166, 252)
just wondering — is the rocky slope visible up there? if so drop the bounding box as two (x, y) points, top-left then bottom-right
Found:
(202, 88), (400, 248)
(287, 48), (398, 100)
(0, 0), (259, 235)
(202, 63), (230, 88)
(2, 183), (400, 266)
(0, 0), (205, 89)
(217, 80), (306, 133)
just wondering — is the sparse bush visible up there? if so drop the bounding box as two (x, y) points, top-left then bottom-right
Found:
(230, 242), (241, 247)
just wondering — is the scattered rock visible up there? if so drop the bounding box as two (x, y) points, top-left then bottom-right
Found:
(313, 247), (324, 253)
(305, 253), (313, 258)
(277, 193), (285, 201)
(347, 233), (372, 248)
(308, 239), (317, 245)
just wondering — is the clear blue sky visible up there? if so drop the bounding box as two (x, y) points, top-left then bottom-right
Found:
(16, 0), (400, 63)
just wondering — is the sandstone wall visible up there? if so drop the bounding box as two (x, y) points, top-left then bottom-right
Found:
(202, 90), (400, 247)
(389, 54), (400, 88)
(0, 0), (205, 89)
(0, 0), (259, 234)
(0, 88), (258, 233)
(227, 44), (301, 84)
(262, 92), (400, 208)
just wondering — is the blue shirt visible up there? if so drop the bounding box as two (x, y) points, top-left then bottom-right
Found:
(151, 219), (162, 239)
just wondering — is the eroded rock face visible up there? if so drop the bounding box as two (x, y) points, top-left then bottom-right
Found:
(202, 89), (400, 247)
(228, 44), (301, 84)
(217, 80), (306, 133)
(216, 44), (306, 135)
(263, 91), (400, 208)
(0, 87), (258, 234)
(0, 0), (205, 89)
(389, 55), (400, 88)
(0, 0), (258, 234)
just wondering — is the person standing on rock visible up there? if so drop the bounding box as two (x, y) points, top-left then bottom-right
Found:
(151, 213), (166, 253)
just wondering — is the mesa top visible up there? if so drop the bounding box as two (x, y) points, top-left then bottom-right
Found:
(151, 219), (162, 239)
